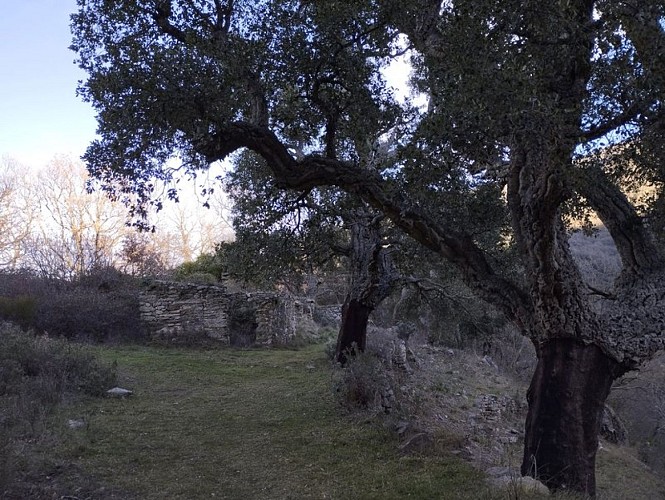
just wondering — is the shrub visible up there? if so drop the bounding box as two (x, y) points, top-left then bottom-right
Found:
(334, 349), (392, 412)
(0, 322), (116, 491)
(0, 295), (37, 327)
(285, 316), (335, 349)
(0, 268), (146, 343)
(173, 252), (225, 283)
(0, 322), (117, 399)
(175, 271), (219, 284)
(34, 286), (144, 342)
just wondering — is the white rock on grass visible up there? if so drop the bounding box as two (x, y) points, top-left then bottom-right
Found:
(67, 418), (86, 430)
(106, 387), (134, 398)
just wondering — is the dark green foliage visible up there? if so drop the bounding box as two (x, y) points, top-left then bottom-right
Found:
(0, 322), (116, 492)
(173, 251), (226, 283)
(224, 150), (352, 291)
(0, 269), (146, 343)
(0, 295), (36, 327)
(71, 0), (404, 224)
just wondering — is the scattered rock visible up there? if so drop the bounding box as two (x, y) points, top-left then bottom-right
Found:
(67, 418), (87, 430)
(107, 387), (133, 398)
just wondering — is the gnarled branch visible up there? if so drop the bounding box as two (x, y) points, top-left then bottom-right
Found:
(196, 121), (534, 328)
(574, 164), (664, 277)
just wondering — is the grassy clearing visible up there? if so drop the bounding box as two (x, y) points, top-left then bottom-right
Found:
(42, 345), (490, 499)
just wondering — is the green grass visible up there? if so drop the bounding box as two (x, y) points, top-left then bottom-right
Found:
(596, 442), (665, 500)
(46, 345), (488, 499)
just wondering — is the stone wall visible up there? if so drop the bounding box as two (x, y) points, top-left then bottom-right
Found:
(139, 281), (305, 346)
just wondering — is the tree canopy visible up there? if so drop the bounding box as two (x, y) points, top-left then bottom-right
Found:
(71, 0), (665, 494)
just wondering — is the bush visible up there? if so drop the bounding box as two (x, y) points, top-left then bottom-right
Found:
(0, 269), (146, 343)
(0, 322), (117, 400)
(0, 295), (36, 327)
(285, 316), (336, 349)
(34, 286), (144, 342)
(173, 252), (226, 283)
(175, 271), (219, 284)
(334, 349), (393, 412)
(0, 322), (116, 491)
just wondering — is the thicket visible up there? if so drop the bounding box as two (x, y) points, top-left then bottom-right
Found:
(173, 250), (226, 284)
(0, 322), (116, 493)
(0, 268), (146, 343)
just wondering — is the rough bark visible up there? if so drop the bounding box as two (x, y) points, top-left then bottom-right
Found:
(336, 299), (372, 364)
(335, 211), (398, 365)
(522, 339), (626, 496)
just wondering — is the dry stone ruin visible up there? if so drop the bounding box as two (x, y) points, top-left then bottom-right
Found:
(139, 280), (314, 346)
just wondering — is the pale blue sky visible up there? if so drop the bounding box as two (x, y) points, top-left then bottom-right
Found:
(0, 0), (97, 167)
(0, 2), (414, 169)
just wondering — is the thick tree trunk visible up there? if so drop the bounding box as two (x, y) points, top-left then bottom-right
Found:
(522, 339), (625, 496)
(334, 210), (398, 365)
(335, 298), (372, 365)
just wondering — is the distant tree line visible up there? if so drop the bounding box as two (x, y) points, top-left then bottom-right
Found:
(0, 155), (233, 280)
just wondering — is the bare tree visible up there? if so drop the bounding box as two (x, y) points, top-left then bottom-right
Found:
(155, 177), (234, 264)
(0, 157), (38, 268)
(27, 156), (128, 278)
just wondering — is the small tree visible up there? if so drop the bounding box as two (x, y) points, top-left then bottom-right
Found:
(119, 233), (167, 277)
(226, 151), (400, 363)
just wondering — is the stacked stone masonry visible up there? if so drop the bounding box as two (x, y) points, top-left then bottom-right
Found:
(139, 280), (312, 346)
